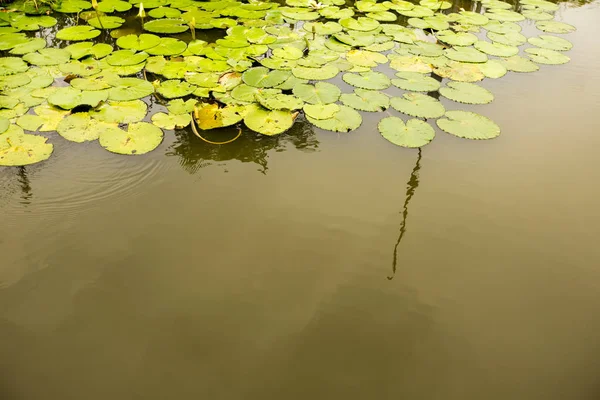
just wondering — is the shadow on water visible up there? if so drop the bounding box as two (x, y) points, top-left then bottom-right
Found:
(388, 149), (422, 281)
(166, 115), (319, 174)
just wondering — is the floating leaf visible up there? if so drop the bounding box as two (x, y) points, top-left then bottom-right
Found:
(56, 26), (100, 41)
(434, 61), (484, 82)
(500, 55), (539, 72)
(88, 16), (125, 29)
(105, 50), (149, 66)
(390, 93), (445, 118)
(97, 0), (132, 12)
(340, 88), (389, 112)
(167, 99), (197, 115)
(536, 21), (576, 34)
(454, 10), (489, 26)
(439, 81), (494, 104)
(48, 87), (108, 109)
(405, 41), (444, 57)
(391, 71), (440, 92)
(243, 66), (290, 88)
(243, 105), (295, 135)
(437, 30), (478, 46)
(144, 18), (189, 34)
(522, 10), (553, 21)
(70, 74), (116, 92)
(346, 50), (388, 67)
(9, 38), (47, 55)
(116, 34), (161, 51)
(151, 112), (191, 129)
(445, 46), (488, 63)
(148, 6), (182, 18)
(22, 48), (70, 66)
(0, 119), (10, 133)
(156, 79), (196, 98)
(485, 9), (525, 22)
(305, 105), (362, 132)
(339, 17), (380, 32)
(108, 78), (154, 101)
(195, 103), (247, 130)
(291, 65), (339, 80)
(436, 110), (500, 140)
(293, 82), (341, 104)
(16, 114), (44, 131)
(0, 129), (53, 166)
(33, 104), (70, 131)
(303, 21), (343, 35)
(59, 60), (102, 76)
(474, 40), (519, 57)
(378, 116), (435, 148)
(0, 95), (20, 109)
(146, 38), (187, 56)
(255, 92), (303, 110)
(483, 20), (521, 34)
(389, 55), (434, 73)
(525, 48), (570, 65)
(90, 100), (148, 123)
(528, 35), (573, 51)
(99, 122), (163, 155)
(343, 71), (391, 90)
(57, 113), (119, 142)
(487, 31), (527, 46)
(303, 103), (339, 120)
(10, 15), (57, 31)
(0, 73), (31, 89)
(479, 59), (507, 79)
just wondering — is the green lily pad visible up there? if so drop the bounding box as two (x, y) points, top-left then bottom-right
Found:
(521, 0), (559, 11)
(501, 55), (540, 72)
(280, 7), (320, 21)
(389, 55), (434, 73)
(483, 20), (522, 34)
(305, 105), (362, 132)
(485, 9), (525, 22)
(522, 10), (553, 21)
(9, 38), (47, 55)
(342, 71), (391, 90)
(0, 119), (9, 134)
(272, 46), (304, 60)
(339, 17), (380, 32)
(445, 46), (488, 63)
(528, 35), (573, 51)
(292, 82), (341, 104)
(99, 121), (163, 155)
(454, 10), (489, 26)
(487, 31), (527, 46)
(479, 59), (508, 79)
(525, 48), (570, 65)
(56, 26), (101, 41)
(243, 105), (295, 136)
(0, 33), (30, 51)
(151, 112), (191, 129)
(48, 87), (108, 109)
(0, 95), (20, 109)
(439, 81), (494, 104)
(106, 50), (149, 66)
(303, 103), (340, 120)
(90, 100), (148, 123)
(390, 93), (445, 119)
(167, 99), (197, 115)
(33, 104), (70, 131)
(20, 49), (66, 68)
(194, 103), (247, 130)
(144, 18), (189, 34)
(303, 21), (343, 35)
(97, 0), (132, 12)
(474, 40), (519, 57)
(391, 71), (441, 92)
(108, 77), (154, 101)
(57, 113), (119, 142)
(260, 57), (297, 71)
(437, 30), (478, 46)
(116, 34), (161, 51)
(398, 5), (434, 17)
(436, 110), (500, 140)
(53, 0), (92, 13)
(340, 88), (389, 112)
(405, 41), (444, 57)
(0, 73), (31, 89)
(59, 60), (102, 76)
(156, 79), (196, 98)
(319, 6), (354, 19)
(536, 21), (576, 34)
(434, 61), (484, 82)
(10, 15), (57, 31)
(255, 92), (303, 110)
(346, 50), (388, 67)
(367, 11), (397, 21)
(148, 6), (181, 18)
(242, 66), (290, 88)
(334, 32), (375, 47)
(230, 84), (261, 102)
(0, 129), (53, 166)
(88, 15), (125, 29)
(378, 116), (435, 148)
(16, 114), (44, 131)
(145, 38), (187, 56)
(291, 64), (339, 80)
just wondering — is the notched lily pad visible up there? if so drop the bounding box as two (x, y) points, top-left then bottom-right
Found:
(340, 88), (389, 112)
(0, 128), (53, 166)
(439, 81), (494, 104)
(243, 105), (296, 136)
(390, 93), (445, 119)
(378, 116), (435, 148)
(151, 112), (191, 129)
(99, 122), (164, 155)
(305, 105), (362, 132)
(436, 110), (500, 140)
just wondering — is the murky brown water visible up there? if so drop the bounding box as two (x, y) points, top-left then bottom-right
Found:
(2, 2), (600, 399)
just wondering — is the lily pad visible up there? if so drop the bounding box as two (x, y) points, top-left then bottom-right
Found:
(483, 20), (521, 34)
(33, 104), (70, 131)
(305, 105), (362, 132)
(255, 92), (303, 110)
(536, 21), (576, 34)
(0, 73), (31, 89)
(90, 100), (148, 123)
(48, 87), (108, 109)
(501, 55), (540, 72)
(474, 41), (519, 57)
(88, 15), (125, 29)
(97, 0), (132, 12)
(167, 99), (197, 115)
(0, 129), (53, 166)
(16, 114), (44, 131)
(144, 18), (189, 34)
(22, 48), (70, 66)
(479, 60), (508, 79)
(145, 38), (187, 56)
(106, 50), (149, 66)
(485, 9), (525, 22)
(389, 55), (434, 73)
(525, 48), (570, 65)
(99, 122), (163, 155)
(57, 113), (119, 142)
(117, 34), (161, 51)
(194, 103), (247, 130)
(528, 35), (573, 51)
(156, 79), (196, 98)
(434, 61), (484, 82)
(390, 93), (445, 118)
(293, 82), (341, 104)
(151, 112), (191, 129)
(378, 116), (435, 148)
(437, 30), (478, 46)
(391, 71), (440, 92)
(8, 38), (47, 55)
(243, 67), (290, 88)
(56, 25), (101, 41)
(291, 64), (339, 80)
(0, 95), (20, 109)
(59, 60), (102, 76)
(243, 105), (295, 135)
(303, 103), (340, 120)
(439, 81), (494, 104)
(346, 50), (388, 68)
(487, 31), (527, 46)
(108, 78), (155, 101)
(340, 88), (389, 112)
(445, 46), (488, 63)
(343, 71), (391, 90)
(436, 110), (500, 140)
(339, 17), (380, 32)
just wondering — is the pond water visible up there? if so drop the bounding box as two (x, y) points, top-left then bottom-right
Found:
(2, 0), (600, 399)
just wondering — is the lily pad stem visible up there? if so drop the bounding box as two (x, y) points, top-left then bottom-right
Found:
(190, 115), (242, 145)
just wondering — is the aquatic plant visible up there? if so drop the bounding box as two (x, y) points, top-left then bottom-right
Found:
(0, 0), (577, 165)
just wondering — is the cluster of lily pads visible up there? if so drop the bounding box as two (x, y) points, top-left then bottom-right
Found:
(0, 0), (576, 166)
